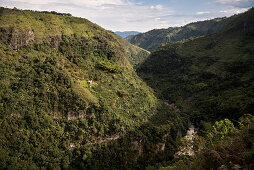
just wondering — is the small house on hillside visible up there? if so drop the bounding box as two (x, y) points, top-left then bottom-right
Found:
(87, 80), (95, 87)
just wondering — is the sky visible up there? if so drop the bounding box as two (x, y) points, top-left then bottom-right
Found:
(1, 0), (253, 32)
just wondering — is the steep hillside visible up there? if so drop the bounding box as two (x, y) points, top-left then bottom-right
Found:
(115, 35), (151, 69)
(137, 8), (254, 123)
(128, 17), (234, 52)
(0, 7), (187, 169)
(138, 8), (254, 169)
(161, 115), (254, 170)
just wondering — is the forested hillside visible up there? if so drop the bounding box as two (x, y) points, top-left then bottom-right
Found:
(1, 6), (253, 170)
(137, 8), (254, 169)
(138, 8), (254, 123)
(0, 7), (188, 169)
(127, 16), (234, 52)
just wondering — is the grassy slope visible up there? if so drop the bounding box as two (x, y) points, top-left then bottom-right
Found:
(128, 17), (234, 52)
(137, 8), (254, 123)
(0, 8), (187, 169)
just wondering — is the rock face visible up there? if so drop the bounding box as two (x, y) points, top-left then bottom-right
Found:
(67, 112), (85, 120)
(0, 27), (34, 50)
(154, 133), (169, 153)
(0, 27), (64, 50)
(174, 125), (197, 158)
(10, 29), (34, 50)
(49, 35), (62, 48)
(132, 140), (143, 161)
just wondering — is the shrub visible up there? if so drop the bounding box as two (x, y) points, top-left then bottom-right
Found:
(97, 61), (121, 73)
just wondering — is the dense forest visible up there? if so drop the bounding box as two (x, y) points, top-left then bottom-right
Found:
(0, 6), (253, 170)
(137, 8), (254, 123)
(0, 7), (189, 169)
(137, 8), (254, 169)
(127, 16), (235, 52)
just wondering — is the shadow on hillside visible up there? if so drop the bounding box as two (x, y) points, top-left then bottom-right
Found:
(71, 101), (189, 169)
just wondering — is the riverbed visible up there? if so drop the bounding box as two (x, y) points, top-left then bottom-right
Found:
(174, 125), (197, 157)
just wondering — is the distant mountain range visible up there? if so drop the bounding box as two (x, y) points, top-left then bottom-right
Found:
(137, 8), (254, 123)
(114, 31), (140, 38)
(127, 16), (236, 52)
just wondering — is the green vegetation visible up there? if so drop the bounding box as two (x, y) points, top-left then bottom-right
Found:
(137, 8), (254, 123)
(117, 35), (151, 69)
(160, 114), (254, 170)
(137, 8), (254, 169)
(1, 6), (253, 169)
(0, 7), (188, 169)
(127, 16), (234, 52)
(97, 60), (122, 73)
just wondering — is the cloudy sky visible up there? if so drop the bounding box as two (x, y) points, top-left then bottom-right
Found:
(1, 0), (253, 32)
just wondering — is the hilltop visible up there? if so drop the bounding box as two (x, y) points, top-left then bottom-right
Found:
(127, 16), (235, 52)
(138, 8), (254, 122)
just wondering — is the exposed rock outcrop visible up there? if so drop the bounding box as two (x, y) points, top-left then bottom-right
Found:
(10, 29), (34, 50)
(67, 111), (86, 120)
(0, 27), (34, 50)
(174, 125), (197, 158)
(132, 140), (143, 161)
(154, 133), (169, 153)
(49, 35), (62, 48)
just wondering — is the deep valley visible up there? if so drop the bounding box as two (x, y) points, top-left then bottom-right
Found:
(0, 6), (253, 170)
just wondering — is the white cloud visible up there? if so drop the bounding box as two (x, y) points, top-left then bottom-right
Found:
(150, 5), (163, 11)
(216, 0), (254, 8)
(12, 0), (125, 6)
(12, 0), (58, 5)
(211, 0), (252, 20)
(196, 11), (211, 15)
(219, 7), (249, 14)
(0, 0), (252, 32)
(1, 0), (174, 32)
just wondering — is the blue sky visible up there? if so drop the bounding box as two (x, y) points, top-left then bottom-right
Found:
(1, 0), (253, 32)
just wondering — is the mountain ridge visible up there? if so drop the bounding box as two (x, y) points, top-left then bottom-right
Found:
(0, 6), (253, 170)
(114, 31), (140, 38)
(137, 7), (254, 124)
(127, 16), (236, 52)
